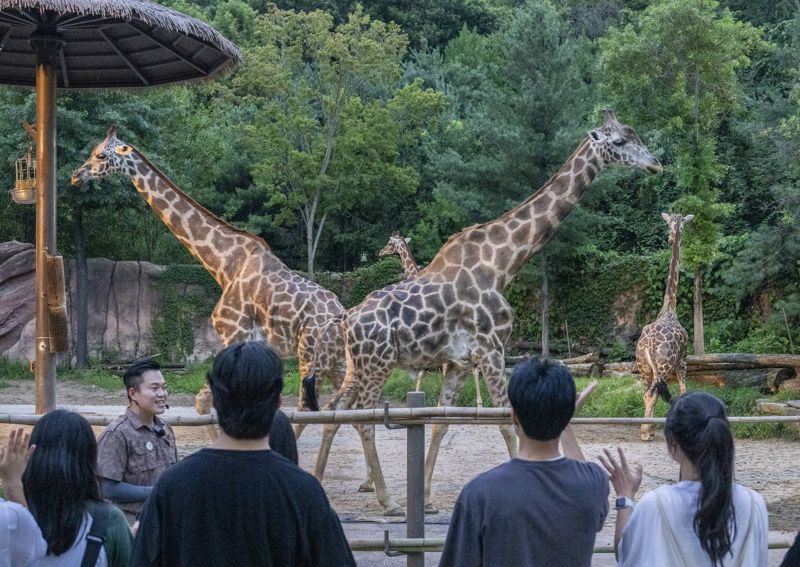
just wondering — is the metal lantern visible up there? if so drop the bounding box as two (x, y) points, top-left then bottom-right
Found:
(11, 143), (36, 204)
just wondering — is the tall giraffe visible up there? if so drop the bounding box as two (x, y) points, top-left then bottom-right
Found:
(379, 232), (484, 407)
(636, 213), (693, 441)
(304, 110), (662, 515)
(71, 126), (346, 437)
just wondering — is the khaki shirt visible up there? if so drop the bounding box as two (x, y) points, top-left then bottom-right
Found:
(97, 408), (178, 515)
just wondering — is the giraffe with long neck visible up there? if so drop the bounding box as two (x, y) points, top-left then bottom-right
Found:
(304, 110), (662, 515)
(71, 126), (346, 438)
(379, 232), (484, 407)
(635, 213), (693, 441)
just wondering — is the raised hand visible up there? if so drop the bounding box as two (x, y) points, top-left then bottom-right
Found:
(598, 447), (643, 498)
(0, 428), (35, 505)
(575, 380), (598, 414)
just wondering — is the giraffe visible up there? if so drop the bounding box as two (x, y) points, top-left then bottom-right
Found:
(635, 213), (693, 441)
(379, 232), (484, 407)
(71, 126), (346, 438)
(303, 109), (662, 515)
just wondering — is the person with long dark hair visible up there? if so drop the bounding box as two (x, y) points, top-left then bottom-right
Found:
(23, 410), (132, 566)
(600, 391), (768, 566)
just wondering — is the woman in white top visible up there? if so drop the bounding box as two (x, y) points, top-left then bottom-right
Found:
(600, 391), (768, 567)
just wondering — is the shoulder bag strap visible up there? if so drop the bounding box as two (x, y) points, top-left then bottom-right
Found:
(80, 502), (110, 567)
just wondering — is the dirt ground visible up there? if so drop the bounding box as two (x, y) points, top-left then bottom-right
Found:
(1, 379), (798, 535)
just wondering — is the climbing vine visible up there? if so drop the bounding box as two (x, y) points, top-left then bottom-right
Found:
(150, 266), (218, 363)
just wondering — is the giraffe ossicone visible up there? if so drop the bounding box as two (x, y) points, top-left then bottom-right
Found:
(71, 125), (347, 440)
(636, 212), (693, 441)
(303, 109), (662, 516)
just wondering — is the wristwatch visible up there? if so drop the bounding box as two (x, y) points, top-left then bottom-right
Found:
(615, 496), (636, 510)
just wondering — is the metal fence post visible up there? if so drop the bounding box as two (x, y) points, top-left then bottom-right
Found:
(406, 391), (425, 567)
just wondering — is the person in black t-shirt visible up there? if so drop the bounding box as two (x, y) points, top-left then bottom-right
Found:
(132, 341), (355, 567)
(439, 358), (608, 567)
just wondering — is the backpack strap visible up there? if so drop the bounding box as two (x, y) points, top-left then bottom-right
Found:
(80, 502), (110, 567)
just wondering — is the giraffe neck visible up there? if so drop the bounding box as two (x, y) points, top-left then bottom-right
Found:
(398, 244), (419, 278)
(660, 228), (683, 315)
(424, 138), (602, 290)
(129, 152), (269, 289)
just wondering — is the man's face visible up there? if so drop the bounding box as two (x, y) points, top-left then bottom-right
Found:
(129, 370), (168, 416)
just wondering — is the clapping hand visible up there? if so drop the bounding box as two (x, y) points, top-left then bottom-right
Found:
(598, 447), (643, 499)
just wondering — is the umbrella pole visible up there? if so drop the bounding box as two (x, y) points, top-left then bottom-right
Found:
(31, 34), (62, 414)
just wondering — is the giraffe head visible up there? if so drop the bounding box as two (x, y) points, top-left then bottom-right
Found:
(71, 125), (138, 185)
(588, 109), (662, 174)
(378, 232), (411, 257)
(661, 212), (694, 244)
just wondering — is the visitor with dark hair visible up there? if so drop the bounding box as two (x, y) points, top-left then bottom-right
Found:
(0, 427), (46, 566)
(439, 358), (608, 567)
(600, 391), (768, 566)
(132, 341), (355, 566)
(97, 358), (178, 525)
(23, 410), (132, 566)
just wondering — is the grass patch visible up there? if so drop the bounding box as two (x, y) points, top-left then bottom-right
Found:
(0, 358), (32, 380)
(2, 357), (795, 439)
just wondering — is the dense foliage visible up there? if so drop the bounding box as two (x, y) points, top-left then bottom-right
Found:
(2, 0), (799, 356)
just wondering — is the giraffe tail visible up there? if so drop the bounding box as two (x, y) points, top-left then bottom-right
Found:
(655, 378), (672, 405)
(302, 374), (320, 412)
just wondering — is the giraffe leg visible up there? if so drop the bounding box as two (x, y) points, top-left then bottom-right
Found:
(424, 365), (471, 514)
(194, 383), (218, 441)
(481, 352), (517, 458)
(678, 359), (687, 395)
(641, 381), (659, 442)
(313, 423), (342, 481)
(473, 366), (483, 409)
(415, 370), (424, 392)
(353, 423), (403, 516)
(311, 377), (359, 483)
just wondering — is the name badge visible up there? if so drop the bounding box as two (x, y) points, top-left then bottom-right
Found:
(146, 441), (154, 451)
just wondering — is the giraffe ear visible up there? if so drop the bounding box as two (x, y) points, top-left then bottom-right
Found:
(588, 129), (605, 142)
(114, 145), (133, 156)
(683, 214), (694, 223)
(404, 237), (411, 243)
(661, 212), (671, 223)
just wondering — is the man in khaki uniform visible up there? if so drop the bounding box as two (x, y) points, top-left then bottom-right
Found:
(97, 359), (178, 524)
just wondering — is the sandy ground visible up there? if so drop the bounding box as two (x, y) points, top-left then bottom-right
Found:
(1, 379), (797, 566)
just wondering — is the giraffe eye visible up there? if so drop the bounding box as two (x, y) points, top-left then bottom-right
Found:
(612, 138), (626, 147)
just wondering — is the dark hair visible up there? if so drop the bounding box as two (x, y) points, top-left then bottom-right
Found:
(507, 357), (576, 441)
(123, 358), (161, 400)
(22, 410), (101, 556)
(665, 392), (736, 566)
(208, 341), (283, 439)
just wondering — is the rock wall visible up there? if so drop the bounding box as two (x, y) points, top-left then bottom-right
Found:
(0, 241), (220, 364)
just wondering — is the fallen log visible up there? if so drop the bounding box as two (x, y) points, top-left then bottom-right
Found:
(686, 353), (800, 367)
(559, 353), (598, 365)
(688, 367), (795, 391)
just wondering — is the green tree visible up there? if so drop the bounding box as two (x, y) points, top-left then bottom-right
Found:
(234, 7), (445, 278)
(599, 0), (764, 353)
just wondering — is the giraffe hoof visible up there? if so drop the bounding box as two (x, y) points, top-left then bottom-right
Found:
(640, 433), (653, 442)
(424, 503), (439, 515)
(357, 480), (375, 493)
(384, 504), (405, 517)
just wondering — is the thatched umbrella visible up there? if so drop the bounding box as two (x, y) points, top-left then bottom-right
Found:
(0, 0), (242, 413)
